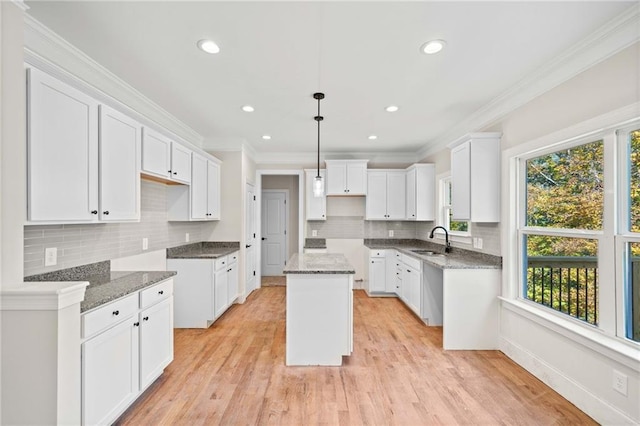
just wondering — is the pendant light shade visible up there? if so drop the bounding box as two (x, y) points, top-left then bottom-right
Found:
(313, 92), (325, 198)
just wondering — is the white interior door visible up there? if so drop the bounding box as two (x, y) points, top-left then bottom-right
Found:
(245, 183), (257, 293)
(261, 191), (287, 276)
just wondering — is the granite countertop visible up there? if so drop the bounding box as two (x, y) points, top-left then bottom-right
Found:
(167, 241), (240, 259)
(283, 253), (355, 274)
(304, 238), (327, 249)
(364, 238), (502, 270)
(24, 261), (176, 313)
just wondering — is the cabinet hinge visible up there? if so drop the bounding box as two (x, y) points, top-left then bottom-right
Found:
(253, 271), (256, 276)
(253, 195), (256, 201)
(253, 233), (256, 238)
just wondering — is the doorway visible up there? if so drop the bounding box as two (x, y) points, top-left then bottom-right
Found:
(261, 190), (288, 276)
(245, 182), (257, 295)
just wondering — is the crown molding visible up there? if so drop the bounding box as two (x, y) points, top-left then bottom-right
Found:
(9, 0), (29, 12)
(23, 14), (204, 147)
(415, 3), (640, 161)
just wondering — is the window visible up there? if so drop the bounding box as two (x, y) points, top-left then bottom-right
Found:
(522, 140), (603, 325)
(441, 176), (470, 235)
(512, 118), (640, 345)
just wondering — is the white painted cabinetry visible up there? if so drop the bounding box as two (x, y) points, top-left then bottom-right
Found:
(99, 105), (141, 222)
(325, 160), (368, 195)
(448, 133), (501, 222)
(367, 249), (386, 293)
(401, 254), (422, 316)
(27, 67), (140, 224)
(305, 169), (326, 220)
(81, 279), (174, 426)
(141, 130), (193, 184)
(167, 153), (221, 221)
(366, 171), (406, 220)
(168, 251), (239, 328)
(405, 164), (435, 221)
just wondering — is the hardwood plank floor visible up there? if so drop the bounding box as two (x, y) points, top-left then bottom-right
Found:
(116, 288), (596, 425)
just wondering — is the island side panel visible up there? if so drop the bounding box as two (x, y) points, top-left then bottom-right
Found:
(286, 274), (352, 366)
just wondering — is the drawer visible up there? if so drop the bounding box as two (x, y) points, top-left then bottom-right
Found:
(370, 249), (385, 258)
(82, 293), (138, 339)
(402, 254), (422, 271)
(227, 251), (239, 265)
(214, 256), (228, 271)
(140, 278), (173, 309)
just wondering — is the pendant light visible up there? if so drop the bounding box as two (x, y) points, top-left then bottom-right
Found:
(313, 92), (325, 197)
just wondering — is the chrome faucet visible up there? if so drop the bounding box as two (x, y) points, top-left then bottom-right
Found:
(429, 226), (451, 253)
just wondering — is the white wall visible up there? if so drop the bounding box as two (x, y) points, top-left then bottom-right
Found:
(494, 43), (640, 424)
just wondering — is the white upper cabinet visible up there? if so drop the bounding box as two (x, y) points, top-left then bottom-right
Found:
(141, 128), (171, 179)
(27, 67), (99, 222)
(448, 133), (501, 222)
(325, 160), (368, 195)
(405, 164), (435, 221)
(365, 171), (405, 220)
(167, 152), (221, 221)
(141, 129), (192, 184)
(305, 169), (326, 220)
(99, 105), (141, 222)
(27, 68), (140, 224)
(170, 142), (191, 184)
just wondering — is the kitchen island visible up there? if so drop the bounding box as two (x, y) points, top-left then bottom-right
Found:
(283, 253), (355, 366)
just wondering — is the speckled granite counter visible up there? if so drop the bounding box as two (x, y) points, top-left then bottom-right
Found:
(304, 238), (327, 249)
(364, 238), (501, 270)
(283, 253), (355, 274)
(24, 261), (176, 313)
(166, 241), (240, 259)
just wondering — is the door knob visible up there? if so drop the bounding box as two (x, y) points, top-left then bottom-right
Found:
(262, 237), (266, 240)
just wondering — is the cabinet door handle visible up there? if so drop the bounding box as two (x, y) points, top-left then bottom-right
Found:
(133, 322), (140, 327)
(112, 310), (119, 316)
(91, 210), (98, 215)
(143, 316), (149, 321)
(371, 261), (374, 263)
(173, 171), (177, 175)
(103, 211), (109, 215)
(322, 214), (325, 217)
(168, 170), (172, 174)
(246, 244), (251, 248)
(407, 269), (411, 273)
(158, 290), (164, 295)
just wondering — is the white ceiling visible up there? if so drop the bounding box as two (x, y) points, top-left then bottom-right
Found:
(25, 1), (635, 158)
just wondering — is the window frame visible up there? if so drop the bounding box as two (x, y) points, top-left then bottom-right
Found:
(507, 114), (640, 348)
(437, 173), (471, 243)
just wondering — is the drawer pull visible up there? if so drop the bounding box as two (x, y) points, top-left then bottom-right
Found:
(133, 322), (140, 327)
(158, 290), (164, 295)
(143, 316), (149, 321)
(112, 310), (119, 316)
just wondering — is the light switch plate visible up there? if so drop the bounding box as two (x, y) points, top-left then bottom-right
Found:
(44, 247), (57, 266)
(312, 230), (318, 237)
(388, 230), (394, 237)
(185, 233), (190, 242)
(142, 238), (148, 250)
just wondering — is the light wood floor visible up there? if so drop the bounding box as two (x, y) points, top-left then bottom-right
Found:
(115, 288), (595, 425)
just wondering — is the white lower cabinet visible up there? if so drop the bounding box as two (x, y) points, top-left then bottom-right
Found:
(82, 315), (139, 426)
(169, 251), (239, 328)
(81, 279), (173, 425)
(401, 256), (422, 316)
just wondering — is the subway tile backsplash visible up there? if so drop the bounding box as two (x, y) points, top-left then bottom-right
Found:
(24, 179), (214, 276)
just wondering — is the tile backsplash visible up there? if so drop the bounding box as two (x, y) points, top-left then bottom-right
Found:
(24, 179), (214, 276)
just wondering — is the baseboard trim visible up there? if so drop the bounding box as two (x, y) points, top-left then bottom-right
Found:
(499, 336), (637, 425)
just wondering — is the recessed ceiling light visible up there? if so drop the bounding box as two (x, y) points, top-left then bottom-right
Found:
(385, 105), (399, 113)
(420, 39), (446, 55)
(368, 135), (378, 140)
(262, 135), (271, 140)
(242, 105), (254, 112)
(197, 39), (220, 54)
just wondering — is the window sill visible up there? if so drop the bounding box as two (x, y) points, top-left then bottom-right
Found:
(500, 297), (640, 371)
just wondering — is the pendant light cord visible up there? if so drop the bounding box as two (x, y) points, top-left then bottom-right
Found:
(317, 96), (321, 178)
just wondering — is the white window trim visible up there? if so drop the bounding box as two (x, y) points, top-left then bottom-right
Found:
(436, 172), (472, 244)
(502, 102), (640, 356)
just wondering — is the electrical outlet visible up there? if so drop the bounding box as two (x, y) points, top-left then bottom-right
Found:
(613, 370), (628, 396)
(142, 237), (148, 250)
(185, 233), (190, 242)
(388, 230), (394, 237)
(44, 247), (57, 266)
(476, 238), (483, 249)
(473, 237), (478, 248)
(312, 230), (318, 237)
